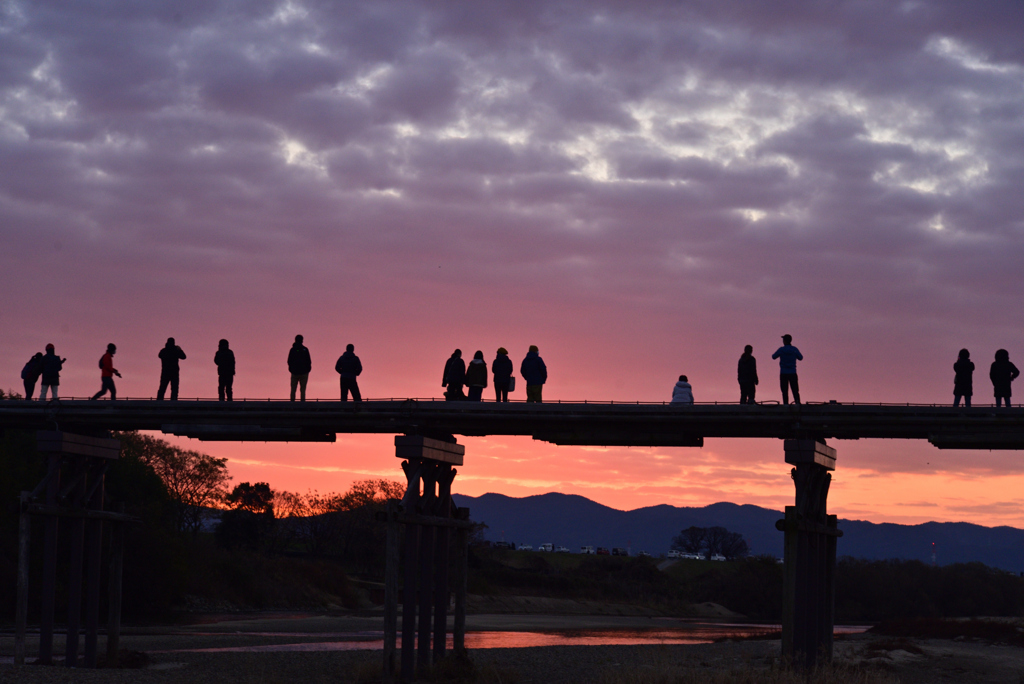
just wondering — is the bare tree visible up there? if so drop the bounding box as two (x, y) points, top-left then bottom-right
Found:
(672, 526), (707, 555)
(719, 531), (749, 560)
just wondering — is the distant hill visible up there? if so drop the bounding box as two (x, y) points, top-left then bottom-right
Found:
(451, 492), (1024, 572)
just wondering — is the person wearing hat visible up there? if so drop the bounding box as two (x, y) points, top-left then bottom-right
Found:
(38, 343), (65, 402)
(771, 334), (803, 405)
(520, 345), (547, 403)
(492, 347), (513, 402)
(91, 343), (121, 400)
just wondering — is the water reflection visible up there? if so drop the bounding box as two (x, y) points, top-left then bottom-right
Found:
(155, 624), (868, 653)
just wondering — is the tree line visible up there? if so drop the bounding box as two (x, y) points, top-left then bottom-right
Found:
(671, 525), (750, 560)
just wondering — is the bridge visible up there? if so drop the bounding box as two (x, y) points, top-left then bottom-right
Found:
(1, 399), (1023, 449)
(6, 398), (1023, 677)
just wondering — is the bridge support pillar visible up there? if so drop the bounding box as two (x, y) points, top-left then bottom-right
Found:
(382, 436), (470, 684)
(776, 439), (843, 670)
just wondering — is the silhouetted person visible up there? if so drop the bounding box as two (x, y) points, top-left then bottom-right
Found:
(521, 346), (548, 403)
(671, 375), (694, 405)
(738, 345), (758, 404)
(288, 334), (312, 401)
(21, 352), (43, 400)
(335, 343), (363, 402)
(38, 344), (65, 402)
(157, 337), (187, 400)
(492, 347), (513, 402)
(91, 343), (121, 400)
(465, 350), (488, 402)
(215, 339), (235, 402)
(953, 348), (974, 408)
(442, 349), (466, 401)
(990, 349), (1020, 408)
(772, 334), (803, 405)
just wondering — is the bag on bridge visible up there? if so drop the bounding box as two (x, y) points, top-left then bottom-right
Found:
(508, 376), (516, 392)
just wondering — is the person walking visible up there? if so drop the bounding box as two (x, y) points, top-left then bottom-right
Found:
(288, 334), (312, 401)
(215, 339), (235, 401)
(91, 344), (121, 400)
(335, 343), (363, 402)
(157, 337), (187, 400)
(772, 334), (803, 405)
(21, 352), (43, 400)
(671, 375), (694, 405)
(990, 349), (1020, 408)
(442, 349), (466, 401)
(520, 345), (547, 403)
(465, 350), (488, 402)
(38, 344), (65, 402)
(492, 347), (513, 402)
(953, 348), (974, 408)
(737, 345), (758, 404)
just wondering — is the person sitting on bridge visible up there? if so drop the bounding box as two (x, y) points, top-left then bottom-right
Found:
(671, 375), (694, 405)
(91, 343), (121, 400)
(442, 349), (466, 401)
(737, 345), (758, 404)
(157, 337), (187, 400)
(953, 348), (974, 408)
(335, 343), (363, 402)
(465, 350), (488, 402)
(492, 347), (513, 402)
(21, 351), (43, 401)
(521, 345), (547, 403)
(215, 339), (235, 402)
(772, 334), (803, 405)
(288, 334), (312, 401)
(990, 349), (1020, 408)
(38, 344), (65, 402)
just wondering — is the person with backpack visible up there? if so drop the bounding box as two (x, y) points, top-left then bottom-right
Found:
(21, 352), (43, 400)
(990, 349), (1020, 408)
(214, 339), (235, 401)
(38, 344), (65, 402)
(91, 344), (121, 400)
(157, 337), (187, 400)
(465, 350), (488, 401)
(334, 343), (363, 402)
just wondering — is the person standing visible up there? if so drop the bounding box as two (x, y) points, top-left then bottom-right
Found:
(442, 349), (466, 401)
(492, 347), (513, 402)
(38, 344), (65, 402)
(91, 344), (121, 400)
(520, 345), (547, 403)
(953, 348), (974, 408)
(288, 334), (312, 401)
(737, 345), (758, 404)
(335, 343), (363, 402)
(990, 349), (1020, 408)
(215, 339), (235, 402)
(21, 352), (43, 400)
(465, 350), (488, 402)
(671, 375), (694, 405)
(157, 338), (187, 400)
(772, 334), (803, 405)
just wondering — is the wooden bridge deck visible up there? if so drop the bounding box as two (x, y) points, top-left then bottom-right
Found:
(2, 399), (1023, 448)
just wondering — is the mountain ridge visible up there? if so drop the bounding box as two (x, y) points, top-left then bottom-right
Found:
(451, 492), (1024, 572)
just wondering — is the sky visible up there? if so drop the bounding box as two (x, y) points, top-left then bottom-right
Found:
(3, 1), (1024, 527)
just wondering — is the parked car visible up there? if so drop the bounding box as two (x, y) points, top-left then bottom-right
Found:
(611, 547), (628, 556)
(681, 552), (702, 560)
(581, 546), (595, 554)
(494, 541), (513, 549)
(638, 551), (651, 558)
(538, 543), (553, 552)
(596, 547), (611, 555)
(517, 544), (533, 551)
(711, 553), (726, 561)
(555, 546), (571, 553)
(667, 550), (681, 559)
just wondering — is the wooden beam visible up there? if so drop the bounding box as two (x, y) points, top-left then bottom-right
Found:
(395, 435), (465, 465)
(784, 439), (836, 471)
(36, 431), (120, 459)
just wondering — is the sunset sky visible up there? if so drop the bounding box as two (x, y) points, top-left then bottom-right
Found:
(3, 1), (1024, 527)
